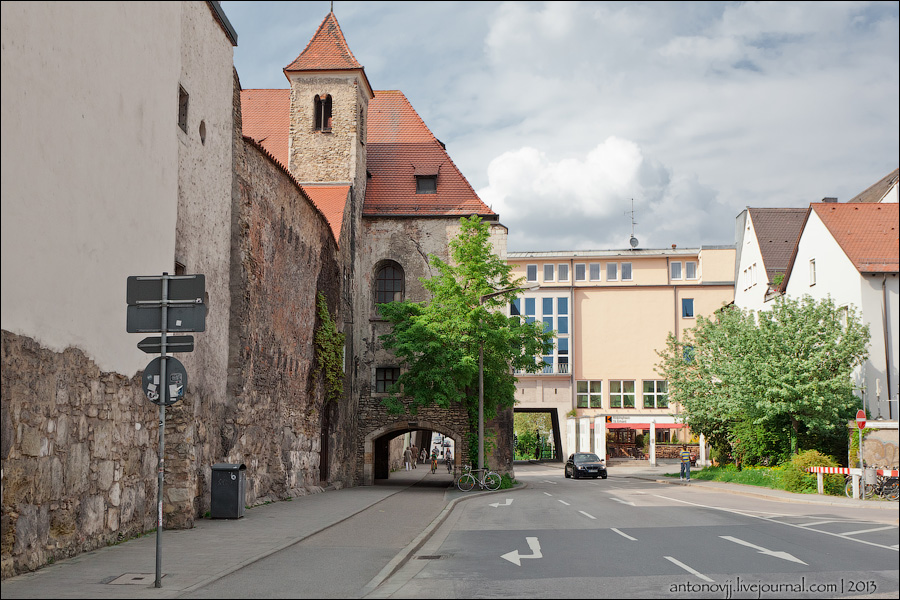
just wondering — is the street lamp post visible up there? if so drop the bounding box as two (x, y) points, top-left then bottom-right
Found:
(477, 284), (540, 471)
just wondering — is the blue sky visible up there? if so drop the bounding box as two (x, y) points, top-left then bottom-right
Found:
(221, 1), (899, 252)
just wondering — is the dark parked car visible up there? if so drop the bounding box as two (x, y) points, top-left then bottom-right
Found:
(565, 452), (607, 479)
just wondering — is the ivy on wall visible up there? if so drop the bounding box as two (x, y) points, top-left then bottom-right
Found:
(315, 292), (345, 404)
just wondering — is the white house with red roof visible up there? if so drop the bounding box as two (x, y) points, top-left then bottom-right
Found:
(782, 201), (899, 420)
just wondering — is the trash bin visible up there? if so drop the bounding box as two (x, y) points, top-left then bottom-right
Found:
(211, 463), (246, 519)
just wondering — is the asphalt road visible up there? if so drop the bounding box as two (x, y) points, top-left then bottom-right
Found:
(371, 464), (900, 599)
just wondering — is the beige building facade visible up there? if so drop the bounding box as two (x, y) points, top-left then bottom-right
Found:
(508, 245), (735, 462)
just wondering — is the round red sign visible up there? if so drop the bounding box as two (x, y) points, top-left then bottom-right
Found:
(856, 409), (866, 430)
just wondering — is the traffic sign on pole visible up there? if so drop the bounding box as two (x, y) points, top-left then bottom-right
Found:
(137, 336), (195, 354)
(856, 409), (866, 430)
(127, 274), (205, 305)
(142, 356), (188, 406)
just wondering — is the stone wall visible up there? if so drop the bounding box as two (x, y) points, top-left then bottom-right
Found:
(1, 332), (159, 578)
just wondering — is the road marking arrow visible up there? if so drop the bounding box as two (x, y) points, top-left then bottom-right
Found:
(489, 498), (513, 507)
(501, 537), (542, 566)
(720, 536), (807, 565)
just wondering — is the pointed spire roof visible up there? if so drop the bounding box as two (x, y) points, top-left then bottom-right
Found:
(284, 11), (373, 97)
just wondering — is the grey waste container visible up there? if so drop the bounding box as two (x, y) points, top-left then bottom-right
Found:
(211, 463), (246, 519)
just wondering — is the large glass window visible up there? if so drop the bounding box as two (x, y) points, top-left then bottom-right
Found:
(671, 261), (682, 280)
(557, 338), (569, 373)
(682, 298), (694, 318)
(643, 380), (668, 408)
(375, 367), (400, 393)
(510, 298), (521, 316)
(685, 261), (697, 280)
(375, 262), (404, 311)
(607, 263), (618, 281)
(575, 263), (586, 281)
(542, 297), (553, 315)
(589, 263), (601, 281)
(577, 380), (602, 408)
(609, 380), (635, 408)
(525, 297), (535, 324)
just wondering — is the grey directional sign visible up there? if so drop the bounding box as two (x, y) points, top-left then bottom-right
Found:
(127, 305), (206, 333)
(142, 356), (188, 406)
(137, 336), (195, 354)
(127, 274), (205, 305)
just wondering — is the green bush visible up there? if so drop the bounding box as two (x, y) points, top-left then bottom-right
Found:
(781, 450), (842, 495)
(499, 472), (517, 489)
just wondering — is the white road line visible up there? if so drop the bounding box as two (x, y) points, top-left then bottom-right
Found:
(800, 520), (837, 527)
(611, 528), (637, 541)
(842, 525), (897, 536)
(579, 511), (596, 519)
(558, 500), (570, 506)
(543, 492), (553, 497)
(653, 494), (899, 553)
(610, 497), (635, 506)
(664, 556), (714, 582)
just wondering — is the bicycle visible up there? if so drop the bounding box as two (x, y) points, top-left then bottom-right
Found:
(431, 456), (438, 474)
(844, 469), (900, 501)
(456, 465), (501, 492)
(446, 457), (453, 474)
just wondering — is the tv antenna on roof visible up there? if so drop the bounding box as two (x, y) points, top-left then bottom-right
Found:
(625, 199), (639, 249)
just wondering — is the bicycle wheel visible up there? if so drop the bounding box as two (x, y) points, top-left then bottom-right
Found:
(863, 484), (876, 499)
(885, 479), (899, 501)
(457, 474), (476, 492)
(844, 480), (854, 498)
(484, 472), (501, 491)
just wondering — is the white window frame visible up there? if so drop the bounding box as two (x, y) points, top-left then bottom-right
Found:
(575, 263), (586, 281)
(685, 261), (697, 280)
(589, 263), (601, 281)
(606, 262), (618, 282)
(621, 262), (632, 281)
(671, 261), (682, 280)
(526, 264), (538, 282)
(576, 380), (602, 409)
(642, 380), (668, 409)
(543, 263), (555, 282)
(809, 258), (816, 286)
(557, 263), (569, 282)
(609, 380), (635, 408)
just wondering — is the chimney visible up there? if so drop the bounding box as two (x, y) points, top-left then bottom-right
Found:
(671, 244), (677, 249)
(821, 197), (838, 203)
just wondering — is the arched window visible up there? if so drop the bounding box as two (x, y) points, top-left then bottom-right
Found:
(375, 261), (404, 312)
(314, 94), (332, 132)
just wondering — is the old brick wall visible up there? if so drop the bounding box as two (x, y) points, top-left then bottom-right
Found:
(1, 332), (159, 578)
(228, 130), (351, 502)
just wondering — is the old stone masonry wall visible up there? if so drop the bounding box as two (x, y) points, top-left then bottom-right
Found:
(1, 332), (160, 578)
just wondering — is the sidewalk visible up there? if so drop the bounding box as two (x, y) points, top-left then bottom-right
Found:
(2, 461), (896, 599)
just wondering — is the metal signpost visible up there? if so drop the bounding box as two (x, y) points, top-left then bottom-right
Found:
(126, 274), (205, 588)
(856, 409), (866, 500)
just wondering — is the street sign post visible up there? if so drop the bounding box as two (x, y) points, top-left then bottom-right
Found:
(126, 273), (206, 588)
(856, 409), (866, 430)
(138, 336), (194, 354)
(856, 409), (866, 500)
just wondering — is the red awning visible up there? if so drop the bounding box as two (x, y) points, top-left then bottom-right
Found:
(604, 423), (685, 429)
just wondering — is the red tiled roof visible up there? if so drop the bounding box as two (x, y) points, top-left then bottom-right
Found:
(848, 168), (899, 203)
(284, 11), (363, 72)
(364, 90), (495, 218)
(812, 203), (899, 273)
(240, 89), (290, 168)
(302, 185), (349, 241)
(748, 208), (807, 284)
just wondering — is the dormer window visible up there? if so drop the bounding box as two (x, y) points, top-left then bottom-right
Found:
(314, 94), (332, 132)
(416, 174), (437, 194)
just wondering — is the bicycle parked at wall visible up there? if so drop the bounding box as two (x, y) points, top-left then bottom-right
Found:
(844, 468), (899, 501)
(456, 465), (501, 492)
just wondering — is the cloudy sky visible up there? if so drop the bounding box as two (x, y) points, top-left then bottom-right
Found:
(221, 1), (899, 253)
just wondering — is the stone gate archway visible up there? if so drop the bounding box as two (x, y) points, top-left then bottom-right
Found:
(363, 419), (464, 486)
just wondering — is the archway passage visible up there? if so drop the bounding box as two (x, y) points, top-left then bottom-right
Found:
(514, 408), (563, 462)
(365, 420), (464, 486)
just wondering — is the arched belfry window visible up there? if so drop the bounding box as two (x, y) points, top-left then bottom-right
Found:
(375, 261), (404, 313)
(314, 94), (332, 132)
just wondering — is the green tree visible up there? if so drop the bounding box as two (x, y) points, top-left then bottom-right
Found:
(657, 295), (869, 462)
(378, 216), (552, 432)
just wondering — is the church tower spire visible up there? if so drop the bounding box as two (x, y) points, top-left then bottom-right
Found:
(283, 11), (373, 187)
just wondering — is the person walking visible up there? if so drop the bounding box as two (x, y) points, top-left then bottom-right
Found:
(403, 446), (412, 471)
(445, 448), (453, 473)
(420, 448), (427, 466)
(680, 444), (692, 481)
(410, 444), (418, 468)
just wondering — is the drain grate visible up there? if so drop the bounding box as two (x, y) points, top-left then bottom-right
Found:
(107, 573), (164, 585)
(416, 555), (445, 560)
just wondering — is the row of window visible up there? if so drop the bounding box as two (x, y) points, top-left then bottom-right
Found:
(524, 261), (698, 283)
(576, 380), (669, 409)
